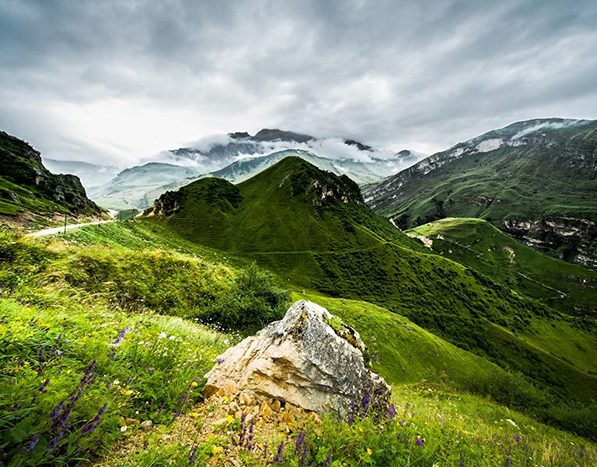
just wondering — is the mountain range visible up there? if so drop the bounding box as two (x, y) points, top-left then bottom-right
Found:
(86, 128), (422, 211)
(365, 118), (597, 268)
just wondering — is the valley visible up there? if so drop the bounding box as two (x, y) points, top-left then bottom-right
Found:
(1, 123), (597, 466)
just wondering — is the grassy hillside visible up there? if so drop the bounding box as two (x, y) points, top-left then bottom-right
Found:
(365, 119), (597, 267)
(2, 216), (597, 465)
(408, 217), (597, 317)
(143, 157), (597, 427)
(0, 130), (103, 219)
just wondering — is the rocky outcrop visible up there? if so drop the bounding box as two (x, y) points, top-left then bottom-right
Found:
(503, 217), (597, 269)
(204, 300), (391, 415)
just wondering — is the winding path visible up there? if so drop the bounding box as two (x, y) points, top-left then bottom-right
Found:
(26, 220), (115, 238)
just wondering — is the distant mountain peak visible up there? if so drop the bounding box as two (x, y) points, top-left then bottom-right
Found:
(253, 129), (314, 143)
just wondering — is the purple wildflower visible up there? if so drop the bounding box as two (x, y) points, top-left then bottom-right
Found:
(106, 382), (111, 389)
(295, 431), (306, 455)
(49, 400), (65, 421)
(460, 461), (466, 467)
(189, 445), (198, 464)
(274, 441), (284, 464)
(12, 402), (21, 412)
(39, 379), (50, 393)
(157, 403), (165, 417)
(148, 367), (154, 372)
(143, 441), (149, 450)
(82, 403), (108, 436)
(416, 436), (424, 447)
(324, 450), (332, 467)
(362, 393), (371, 411)
(300, 442), (309, 467)
(217, 358), (225, 364)
(388, 405), (396, 420)
(47, 423), (70, 452)
(171, 408), (182, 425)
(21, 434), (39, 453)
(514, 434), (521, 442)
(112, 326), (131, 345)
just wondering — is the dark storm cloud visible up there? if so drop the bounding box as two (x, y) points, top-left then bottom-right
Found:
(0, 0), (596, 164)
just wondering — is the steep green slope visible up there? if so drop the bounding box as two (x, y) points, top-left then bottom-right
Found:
(366, 119), (597, 268)
(0, 130), (103, 218)
(145, 157), (597, 413)
(408, 218), (597, 317)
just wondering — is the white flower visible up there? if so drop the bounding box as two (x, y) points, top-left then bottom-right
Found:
(169, 335), (176, 340)
(159, 332), (167, 339)
(138, 341), (144, 345)
(120, 425), (127, 432)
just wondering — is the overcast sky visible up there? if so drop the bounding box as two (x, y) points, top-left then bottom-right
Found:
(1, 0), (596, 166)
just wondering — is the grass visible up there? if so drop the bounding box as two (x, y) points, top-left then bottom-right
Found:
(98, 383), (597, 466)
(0, 129), (103, 219)
(0, 296), (235, 465)
(2, 199), (597, 463)
(407, 218), (597, 317)
(365, 119), (597, 266)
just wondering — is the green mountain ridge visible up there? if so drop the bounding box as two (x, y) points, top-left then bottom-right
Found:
(145, 156), (597, 414)
(0, 130), (103, 220)
(365, 118), (597, 269)
(407, 217), (597, 318)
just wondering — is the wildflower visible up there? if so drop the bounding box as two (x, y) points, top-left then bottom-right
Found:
(191, 381), (198, 387)
(171, 409), (182, 424)
(21, 434), (39, 453)
(169, 335), (176, 340)
(189, 445), (198, 464)
(212, 445), (222, 455)
(159, 332), (167, 339)
(191, 412), (199, 418)
(226, 415), (234, 424)
(362, 393), (371, 412)
(223, 396), (229, 402)
(416, 435), (424, 446)
(295, 431), (306, 455)
(514, 434), (521, 442)
(388, 406), (396, 420)
(300, 442), (310, 466)
(121, 425), (128, 432)
(367, 448), (372, 456)
(274, 441), (284, 464)
(143, 441), (149, 450)
(217, 358), (225, 364)
(112, 326), (131, 345)
(324, 450), (332, 467)
(358, 426), (363, 432)
(148, 367), (154, 372)
(82, 403), (108, 436)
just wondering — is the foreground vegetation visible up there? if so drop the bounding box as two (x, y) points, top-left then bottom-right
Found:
(1, 216), (597, 465)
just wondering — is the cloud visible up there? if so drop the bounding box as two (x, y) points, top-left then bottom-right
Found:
(0, 0), (596, 166)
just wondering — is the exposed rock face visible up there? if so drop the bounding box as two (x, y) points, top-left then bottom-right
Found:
(204, 300), (391, 415)
(503, 217), (597, 269)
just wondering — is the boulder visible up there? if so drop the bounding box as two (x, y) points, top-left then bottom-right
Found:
(204, 300), (391, 415)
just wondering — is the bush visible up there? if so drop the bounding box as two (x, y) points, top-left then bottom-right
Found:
(198, 262), (290, 333)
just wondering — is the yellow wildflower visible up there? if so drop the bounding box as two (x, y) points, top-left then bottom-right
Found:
(367, 448), (372, 456)
(358, 426), (364, 432)
(212, 445), (222, 455)
(191, 381), (198, 387)
(223, 396), (229, 402)
(226, 415), (234, 424)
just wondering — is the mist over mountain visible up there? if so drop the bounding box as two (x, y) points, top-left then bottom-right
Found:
(85, 129), (424, 211)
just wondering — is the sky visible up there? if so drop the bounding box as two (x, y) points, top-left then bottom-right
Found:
(1, 0), (597, 166)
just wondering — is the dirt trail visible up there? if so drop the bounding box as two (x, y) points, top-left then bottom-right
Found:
(25, 220), (115, 237)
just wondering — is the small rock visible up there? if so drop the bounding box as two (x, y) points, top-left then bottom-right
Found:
(140, 420), (153, 432)
(259, 401), (273, 419)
